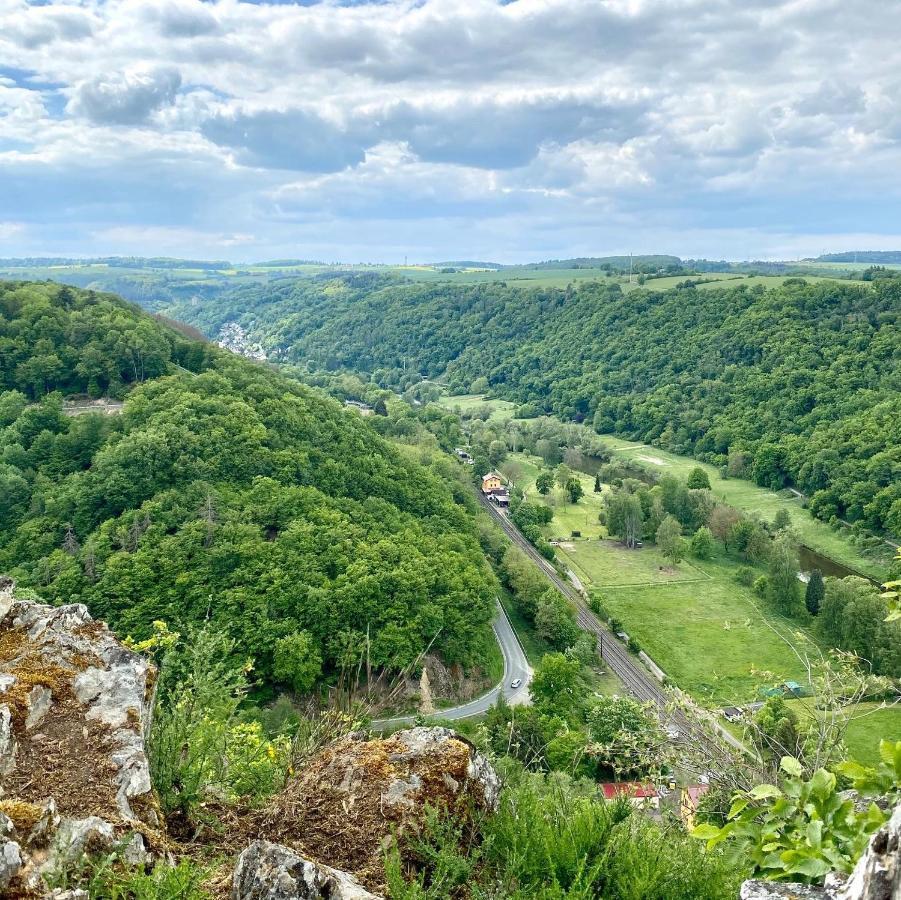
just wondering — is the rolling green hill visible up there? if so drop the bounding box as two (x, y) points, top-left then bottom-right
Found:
(0, 280), (496, 688)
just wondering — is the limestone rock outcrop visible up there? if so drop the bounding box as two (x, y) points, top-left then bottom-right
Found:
(232, 840), (383, 900)
(254, 726), (500, 893)
(739, 802), (900, 900)
(0, 578), (158, 895)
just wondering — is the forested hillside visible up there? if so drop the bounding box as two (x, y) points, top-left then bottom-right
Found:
(169, 276), (900, 536)
(0, 281), (496, 688)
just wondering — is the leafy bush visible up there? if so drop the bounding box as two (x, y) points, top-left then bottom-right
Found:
(49, 850), (211, 900)
(389, 765), (742, 898)
(693, 742), (901, 882)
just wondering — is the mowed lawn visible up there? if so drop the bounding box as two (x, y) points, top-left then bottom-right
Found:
(559, 544), (815, 705)
(600, 435), (890, 580)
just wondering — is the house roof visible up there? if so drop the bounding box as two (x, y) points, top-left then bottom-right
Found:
(682, 785), (709, 807)
(600, 782), (658, 800)
(482, 472), (502, 481)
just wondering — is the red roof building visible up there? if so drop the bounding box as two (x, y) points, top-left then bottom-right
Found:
(600, 783), (659, 806)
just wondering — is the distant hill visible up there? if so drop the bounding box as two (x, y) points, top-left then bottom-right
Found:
(0, 256), (231, 270)
(166, 273), (900, 538)
(810, 251), (901, 264)
(430, 261), (504, 270)
(254, 259), (327, 267)
(521, 255), (682, 271)
(0, 280), (496, 687)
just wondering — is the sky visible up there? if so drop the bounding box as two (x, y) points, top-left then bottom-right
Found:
(1, 0), (901, 264)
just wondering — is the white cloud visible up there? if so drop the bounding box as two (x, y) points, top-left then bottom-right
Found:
(0, 0), (899, 260)
(68, 67), (182, 125)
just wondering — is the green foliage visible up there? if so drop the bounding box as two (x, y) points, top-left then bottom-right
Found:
(749, 697), (805, 760)
(772, 508), (792, 532)
(687, 467), (711, 490)
(690, 526), (715, 560)
(585, 695), (645, 744)
(462, 768), (740, 899)
(0, 282), (496, 686)
(565, 477), (584, 504)
(655, 515), (687, 566)
(273, 631), (322, 694)
(805, 569), (825, 615)
(51, 853), (211, 900)
(536, 471), (554, 495)
(765, 534), (803, 616)
(585, 695), (664, 779)
(534, 589), (579, 650)
(529, 653), (584, 721)
(148, 626), (290, 820)
(693, 744), (901, 883)
(605, 489), (643, 548)
(817, 576), (901, 676)
(171, 276), (900, 536)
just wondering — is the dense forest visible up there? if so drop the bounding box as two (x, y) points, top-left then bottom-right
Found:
(0, 281), (496, 689)
(166, 275), (900, 537)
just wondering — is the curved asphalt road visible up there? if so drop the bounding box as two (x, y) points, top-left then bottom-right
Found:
(372, 599), (532, 729)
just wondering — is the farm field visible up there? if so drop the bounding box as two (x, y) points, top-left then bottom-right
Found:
(600, 436), (890, 580)
(557, 545), (815, 706)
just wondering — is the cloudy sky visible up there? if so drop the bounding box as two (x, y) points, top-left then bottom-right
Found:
(2, 0), (901, 263)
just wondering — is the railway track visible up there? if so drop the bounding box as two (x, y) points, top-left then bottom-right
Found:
(477, 492), (752, 763)
(477, 494), (672, 709)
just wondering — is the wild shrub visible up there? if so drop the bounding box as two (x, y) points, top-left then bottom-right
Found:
(148, 626), (289, 822)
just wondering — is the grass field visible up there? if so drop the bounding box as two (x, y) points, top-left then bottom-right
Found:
(601, 436), (891, 580)
(784, 700), (901, 767)
(842, 704), (901, 765)
(505, 452), (609, 540)
(557, 544), (815, 705)
(436, 393), (517, 423)
(560, 541), (706, 587)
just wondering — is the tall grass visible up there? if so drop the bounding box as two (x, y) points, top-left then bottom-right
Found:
(387, 763), (742, 899)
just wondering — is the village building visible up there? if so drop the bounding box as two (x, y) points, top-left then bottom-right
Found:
(600, 783), (660, 811)
(481, 472), (503, 493)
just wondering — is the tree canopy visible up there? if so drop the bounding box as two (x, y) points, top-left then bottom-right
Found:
(0, 281), (496, 689)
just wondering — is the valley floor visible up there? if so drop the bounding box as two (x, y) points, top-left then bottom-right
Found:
(488, 445), (899, 765)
